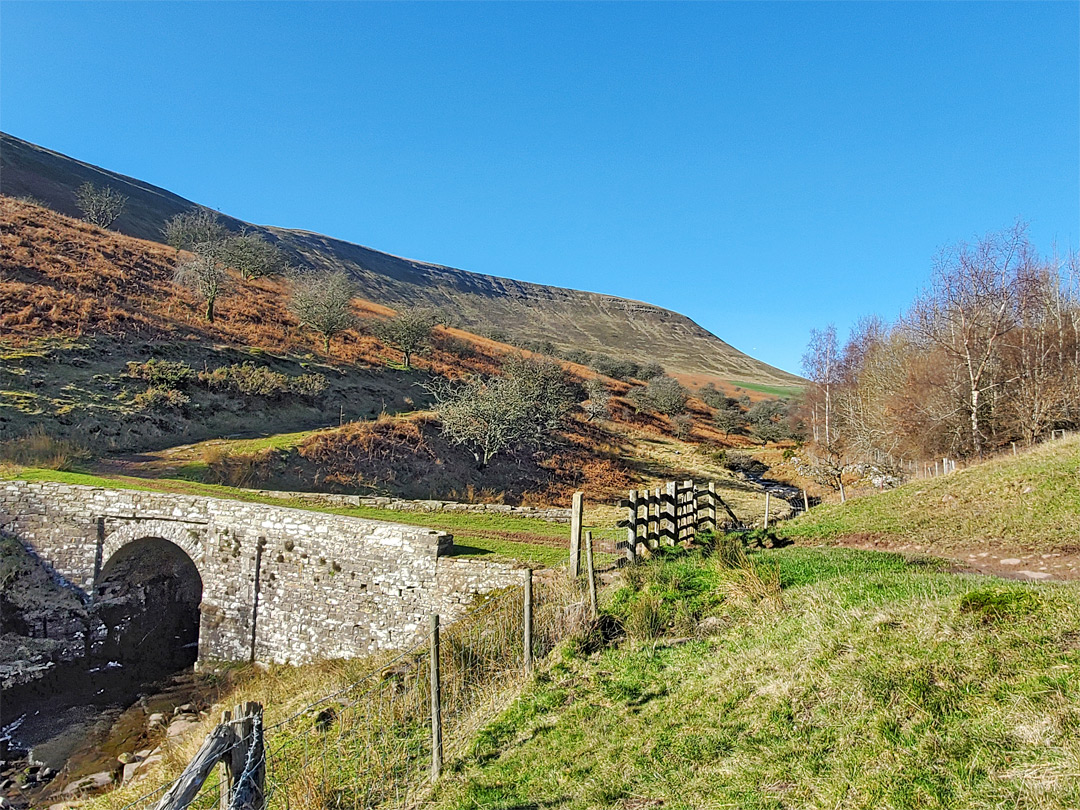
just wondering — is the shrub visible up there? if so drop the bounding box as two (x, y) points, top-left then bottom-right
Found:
(133, 386), (190, 411)
(672, 413), (694, 439)
(197, 363), (324, 400)
(289, 373), (329, 398)
(125, 359), (194, 389)
(629, 375), (688, 415)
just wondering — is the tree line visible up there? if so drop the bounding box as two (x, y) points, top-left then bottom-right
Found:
(801, 223), (1079, 493)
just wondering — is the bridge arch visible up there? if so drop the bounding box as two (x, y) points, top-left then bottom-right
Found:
(101, 519), (205, 571)
(95, 522), (207, 674)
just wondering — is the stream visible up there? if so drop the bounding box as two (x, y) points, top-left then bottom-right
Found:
(1, 658), (219, 808)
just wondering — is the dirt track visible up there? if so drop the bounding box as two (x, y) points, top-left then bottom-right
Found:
(829, 534), (1080, 582)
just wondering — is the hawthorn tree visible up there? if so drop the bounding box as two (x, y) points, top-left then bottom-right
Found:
(75, 182), (127, 229)
(173, 240), (230, 323)
(375, 307), (440, 369)
(289, 269), (356, 355)
(428, 355), (575, 468)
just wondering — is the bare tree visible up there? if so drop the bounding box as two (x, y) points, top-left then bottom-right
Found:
(75, 182), (127, 229)
(583, 377), (611, 421)
(173, 240), (230, 323)
(801, 324), (839, 445)
(427, 355), (574, 468)
(225, 230), (285, 280)
(910, 223), (1030, 456)
(163, 209), (229, 254)
(374, 307), (440, 369)
(289, 269), (356, 355)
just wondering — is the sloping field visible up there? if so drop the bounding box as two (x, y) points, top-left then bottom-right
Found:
(780, 435), (1080, 554)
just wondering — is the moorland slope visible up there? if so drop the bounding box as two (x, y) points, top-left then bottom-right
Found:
(0, 131), (801, 387)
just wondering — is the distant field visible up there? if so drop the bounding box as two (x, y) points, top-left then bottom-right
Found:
(728, 380), (804, 398)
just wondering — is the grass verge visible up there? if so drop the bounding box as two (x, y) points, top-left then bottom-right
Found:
(429, 543), (1080, 810)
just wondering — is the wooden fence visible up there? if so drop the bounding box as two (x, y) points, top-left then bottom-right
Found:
(155, 701), (264, 810)
(618, 480), (741, 561)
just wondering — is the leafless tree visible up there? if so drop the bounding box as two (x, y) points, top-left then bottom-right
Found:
(910, 223), (1030, 456)
(225, 230), (285, 280)
(374, 307), (440, 369)
(163, 208), (229, 254)
(801, 324), (839, 445)
(75, 182), (127, 229)
(289, 269), (356, 355)
(583, 377), (611, 421)
(173, 240), (230, 323)
(427, 355), (574, 468)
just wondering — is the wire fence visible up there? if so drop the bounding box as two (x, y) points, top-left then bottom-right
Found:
(111, 566), (593, 810)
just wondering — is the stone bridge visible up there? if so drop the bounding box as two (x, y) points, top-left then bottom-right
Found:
(1, 480), (523, 667)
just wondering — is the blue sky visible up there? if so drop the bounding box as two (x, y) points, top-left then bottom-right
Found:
(2, 2), (1077, 375)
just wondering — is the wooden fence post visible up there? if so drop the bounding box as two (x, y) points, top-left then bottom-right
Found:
(704, 482), (717, 533)
(155, 726), (236, 810)
(764, 492), (771, 529)
(429, 614), (442, 782)
(802, 488), (809, 513)
(218, 709), (233, 810)
(625, 489), (638, 562)
(662, 481), (677, 546)
(230, 703), (264, 810)
(585, 531), (597, 619)
(523, 569), (533, 672)
(680, 480), (693, 542)
(569, 491), (583, 578)
(647, 488), (659, 549)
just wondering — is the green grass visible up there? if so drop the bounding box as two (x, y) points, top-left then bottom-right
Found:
(0, 466), (596, 567)
(780, 434), (1080, 553)
(728, 380), (805, 398)
(430, 544), (1080, 810)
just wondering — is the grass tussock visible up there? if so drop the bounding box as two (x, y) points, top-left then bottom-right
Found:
(430, 546), (1080, 810)
(780, 433), (1080, 553)
(0, 428), (91, 471)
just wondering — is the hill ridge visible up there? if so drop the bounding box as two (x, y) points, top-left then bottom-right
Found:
(0, 131), (800, 386)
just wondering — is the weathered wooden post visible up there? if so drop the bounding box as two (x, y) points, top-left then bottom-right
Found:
(704, 481), (717, 533)
(680, 480), (693, 541)
(763, 492), (771, 529)
(647, 488), (659, 548)
(662, 481), (677, 546)
(230, 703), (264, 810)
(569, 491), (584, 578)
(155, 725), (236, 810)
(802, 488), (809, 513)
(584, 531), (597, 619)
(429, 614), (443, 782)
(625, 489), (638, 562)
(523, 569), (533, 672)
(218, 709), (233, 810)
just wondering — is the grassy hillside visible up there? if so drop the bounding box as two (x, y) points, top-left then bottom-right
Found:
(429, 544), (1080, 810)
(1, 131), (801, 386)
(779, 435), (1080, 553)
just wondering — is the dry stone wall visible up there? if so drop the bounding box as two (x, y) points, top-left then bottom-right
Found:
(245, 489), (573, 523)
(0, 481), (526, 666)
